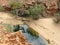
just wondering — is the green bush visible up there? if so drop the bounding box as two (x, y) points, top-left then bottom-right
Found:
(0, 5), (4, 11)
(28, 3), (45, 19)
(27, 27), (39, 38)
(9, 1), (24, 16)
(9, 1), (45, 20)
(9, 1), (24, 9)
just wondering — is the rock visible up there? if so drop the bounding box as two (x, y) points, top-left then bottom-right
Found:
(58, 0), (60, 10)
(47, 39), (51, 44)
(0, 0), (59, 15)
(0, 29), (31, 45)
(3, 5), (11, 11)
(41, 0), (58, 13)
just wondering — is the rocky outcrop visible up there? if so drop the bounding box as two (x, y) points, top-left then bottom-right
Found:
(0, 0), (35, 5)
(0, 0), (59, 14)
(0, 29), (31, 45)
(39, 0), (58, 13)
(58, 0), (60, 10)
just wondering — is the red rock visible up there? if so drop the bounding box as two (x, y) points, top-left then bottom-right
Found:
(0, 30), (31, 45)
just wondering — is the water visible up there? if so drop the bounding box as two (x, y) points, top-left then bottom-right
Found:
(1, 24), (48, 45)
(19, 25), (29, 32)
(20, 25), (48, 45)
(23, 33), (48, 45)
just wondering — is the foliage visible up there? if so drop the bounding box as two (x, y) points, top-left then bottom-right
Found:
(9, 1), (45, 19)
(27, 27), (39, 38)
(0, 5), (4, 11)
(53, 13), (60, 23)
(9, 1), (24, 10)
(3, 24), (14, 32)
(35, 0), (40, 4)
(9, 1), (24, 16)
(28, 3), (45, 19)
(9, 1), (45, 20)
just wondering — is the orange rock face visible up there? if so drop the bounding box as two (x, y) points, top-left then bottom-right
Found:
(40, 0), (58, 13)
(0, 0), (35, 5)
(0, 30), (31, 45)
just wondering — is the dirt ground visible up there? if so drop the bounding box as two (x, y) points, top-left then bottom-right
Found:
(0, 12), (23, 25)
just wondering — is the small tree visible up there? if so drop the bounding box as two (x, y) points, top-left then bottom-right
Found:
(28, 3), (45, 19)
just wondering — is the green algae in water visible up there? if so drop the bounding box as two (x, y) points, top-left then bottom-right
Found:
(27, 27), (39, 38)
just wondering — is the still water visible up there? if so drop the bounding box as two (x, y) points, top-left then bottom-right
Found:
(20, 25), (48, 45)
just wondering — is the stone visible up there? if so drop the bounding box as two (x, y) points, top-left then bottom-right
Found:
(0, 29), (31, 45)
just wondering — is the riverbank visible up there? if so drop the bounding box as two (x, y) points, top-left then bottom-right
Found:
(0, 12), (48, 45)
(0, 12), (23, 25)
(26, 18), (60, 45)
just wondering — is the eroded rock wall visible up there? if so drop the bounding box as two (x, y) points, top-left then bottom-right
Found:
(0, 0), (59, 15)
(0, 29), (31, 45)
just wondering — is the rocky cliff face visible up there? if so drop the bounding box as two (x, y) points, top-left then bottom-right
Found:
(0, 29), (31, 45)
(0, 0), (59, 12)
(39, 0), (58, 13)
(58, 0), (60, 10)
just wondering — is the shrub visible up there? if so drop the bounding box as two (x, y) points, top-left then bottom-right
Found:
(9, 1), (45, 20)
(53, 13), (60, 23)
(9, 1), (24, 16)
(28, 3), (45, 19)
(9, 1), (24, 10)
(0, 5), (4, 11)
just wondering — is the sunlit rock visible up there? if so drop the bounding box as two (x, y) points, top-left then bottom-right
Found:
(0, 29), (31, 45)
